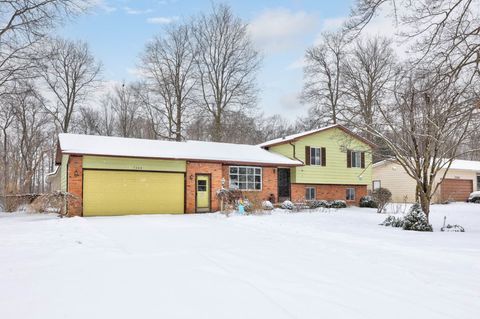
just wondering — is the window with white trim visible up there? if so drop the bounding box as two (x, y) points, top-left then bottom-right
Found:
(373, 180), (381, 190)
(305, 187), (316, 200)
(346, 188), (355, 201)
(310, 148), (322, 165)
(351, 151), (362, 168)
(229, 166), (262, 191)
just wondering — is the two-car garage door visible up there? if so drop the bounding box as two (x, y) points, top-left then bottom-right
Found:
(83, 170), (184, 216)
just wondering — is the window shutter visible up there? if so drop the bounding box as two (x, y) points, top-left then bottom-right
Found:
(361, 152), (365, 168)
(305, 146), (310, 165)
(321, 147), (326, 166)
(347, 150), (351, 168)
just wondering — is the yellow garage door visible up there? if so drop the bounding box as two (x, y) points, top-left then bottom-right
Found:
(83, 170), (184, 216)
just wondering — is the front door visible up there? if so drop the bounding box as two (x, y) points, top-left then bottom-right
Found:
(278, 168), (291, 201)
(196, 175), (210, 212)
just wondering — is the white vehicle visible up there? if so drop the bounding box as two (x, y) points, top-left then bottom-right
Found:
(467, 191), (480, 203)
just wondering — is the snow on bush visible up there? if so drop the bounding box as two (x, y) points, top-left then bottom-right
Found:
(262, 200), (274, 210)
(281, 200), (295, 210)
(381, 203), (433, 232)
(359, 196), (377, 208)
(330, 200), (347, 208)
(403, 204), (433, 231)
(441, 224), (465, 232)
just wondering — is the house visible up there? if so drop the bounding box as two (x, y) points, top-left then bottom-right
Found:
(49, 124), (374, 216)
(372, 159), (480, 203)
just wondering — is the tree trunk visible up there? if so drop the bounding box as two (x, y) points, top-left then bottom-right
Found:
(418, 190), (431, 221)
(212, 115), (222, 142)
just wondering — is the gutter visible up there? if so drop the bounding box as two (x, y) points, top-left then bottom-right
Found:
(289, 142), (303, 164)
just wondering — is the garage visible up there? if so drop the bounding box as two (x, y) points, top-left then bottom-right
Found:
(440, 178), (473, 202)
(83, 170), (185, 216)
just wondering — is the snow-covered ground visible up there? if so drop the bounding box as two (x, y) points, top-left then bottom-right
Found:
(1, 203), (479, 319)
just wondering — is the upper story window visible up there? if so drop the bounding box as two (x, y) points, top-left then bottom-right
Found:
(347, 150), (365, 168)
(305, 146), (326, 166)
(229, 166), (262, 191)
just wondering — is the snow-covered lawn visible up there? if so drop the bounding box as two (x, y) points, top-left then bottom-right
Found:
(1, 203), (479, 319)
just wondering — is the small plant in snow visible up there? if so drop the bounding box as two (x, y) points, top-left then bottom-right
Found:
(440, 216), (465, 232)
(380, 215), (404, 227)
(359, 196), (378, 208)
(372, 188), (392, 213)
(262, 200), (274, 210)
(281, 200), (295, 210)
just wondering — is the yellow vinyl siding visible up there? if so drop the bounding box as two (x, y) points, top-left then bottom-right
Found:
(83, 170), (184, 216)
(83, 155), (186, 172)
(269, 143), (295, 160)
(269, 128), (372, 185)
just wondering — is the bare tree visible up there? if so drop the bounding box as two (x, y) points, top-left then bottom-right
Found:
(12, 83), (50, 193)
(140, 23), (196, 141)
(341, 37), (395, 138)
(0, 0), (85, 95)
(346, 0), (480, 80)
(362, 67), (479, 218)
(38, 37), (101, 133)
(107, 83), (142, 138)
(302, 31), (347, 126)
(192, 3), (261, 141)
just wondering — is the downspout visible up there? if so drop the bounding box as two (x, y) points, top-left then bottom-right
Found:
(289, 141), (302, 164)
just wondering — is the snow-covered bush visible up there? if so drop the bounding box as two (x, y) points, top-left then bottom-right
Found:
(380, 215), (404, 227)
(402, 203), (433, 231)
(372, 188), (392, 213)
(381, 203), (433, 231)
(262, 200), (274, 210)
(281, 200), (295, 210)
(330, 200), (347, 208)
(306, 200), (329, 209)
(359, 196), (378, 208)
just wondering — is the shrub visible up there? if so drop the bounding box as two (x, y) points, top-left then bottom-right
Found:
(380, 215), (404, 227)
(372, 188), (392, 213)
(359, 196), (378, 208)
(262, 200), (274, 210)
(281, 200), (295, 210)
(330, 200), (347, 208)
(441, 224), (465, 232)
(402, 204), (433, 231)
(306, 200), (329, 209)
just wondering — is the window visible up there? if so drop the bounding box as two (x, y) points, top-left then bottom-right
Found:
(229, 166), (262, 190)
(197, 180), (207, 192)
(373, 180), (381, 190)
(346, 188), (355, 201)
(305, 187), (316, 200)
(350, 151), (362, 168)
(477, 175), (480, 190)
(310, 148), (322, 165)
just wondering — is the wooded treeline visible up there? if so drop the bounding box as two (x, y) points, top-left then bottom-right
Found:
(1, 0), (479, 217)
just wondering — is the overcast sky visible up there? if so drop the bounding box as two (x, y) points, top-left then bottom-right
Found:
(60, 0), (356, 120)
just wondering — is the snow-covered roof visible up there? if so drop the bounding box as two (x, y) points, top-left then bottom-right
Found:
(373, 158), (480, 172)
(58, 134), (302, 166)
(258, 124), (376, 148)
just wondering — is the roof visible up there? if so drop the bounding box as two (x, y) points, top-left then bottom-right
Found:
(258, 124), (376, 148)
(373, 158), (480, 172)
(58, 133), (302, 166)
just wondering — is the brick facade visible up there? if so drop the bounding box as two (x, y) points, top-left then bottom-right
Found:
(291, 183), (367, 205)
(185, 162), (223, 213)
(221, 165), (278, 203)
(67, 155), (83, 216)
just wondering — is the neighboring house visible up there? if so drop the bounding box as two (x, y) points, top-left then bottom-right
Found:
(372, 159), (480, 203)
(50, 124), (374, 216)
